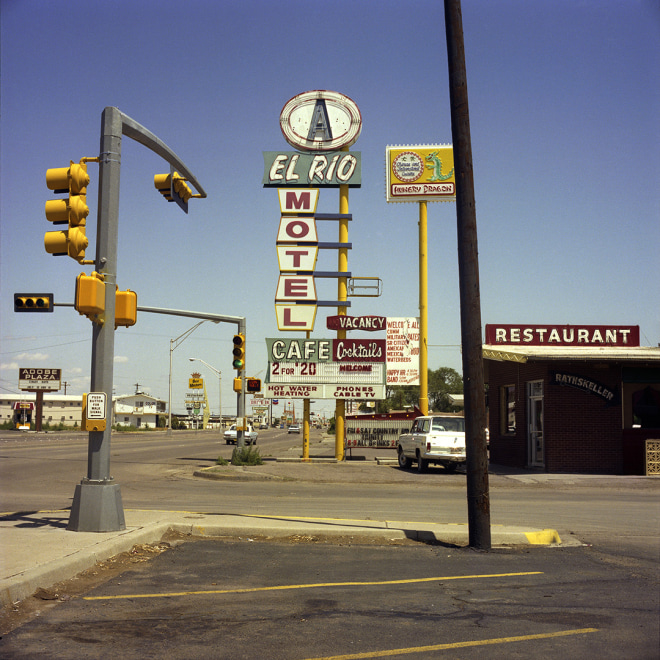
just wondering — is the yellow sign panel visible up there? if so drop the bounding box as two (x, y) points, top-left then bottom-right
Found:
(189, 378), (204, 389)
(386, 145), (456, 203)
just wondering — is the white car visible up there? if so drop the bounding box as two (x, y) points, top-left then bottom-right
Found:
(397, 415), (466, 473)
(288, 424), (301, 434)
(223, 424), (258, 445)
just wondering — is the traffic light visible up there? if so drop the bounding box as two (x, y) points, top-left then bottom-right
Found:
(75, 272), (105, 321)
(154, 172), (174, 201)
(14, 293), (54, 312)
(232, 334), (245, 371)
(115, 287), (137, 328)
(44, 158), (96, 264)
(74, 272), (137, 328)
(154, 170), (193, 213)
(246, 378), (262, 393)
(233, 377), (243, 393)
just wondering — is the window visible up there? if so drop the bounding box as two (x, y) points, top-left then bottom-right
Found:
(500, 385), (516, 434)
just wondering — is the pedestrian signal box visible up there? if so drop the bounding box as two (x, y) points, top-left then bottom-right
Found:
(246, 378), (262, 393)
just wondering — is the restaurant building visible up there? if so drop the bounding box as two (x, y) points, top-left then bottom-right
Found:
(483, 324), (660, 475)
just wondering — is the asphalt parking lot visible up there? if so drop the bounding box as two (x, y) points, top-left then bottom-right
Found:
(1, 536), (657, 659)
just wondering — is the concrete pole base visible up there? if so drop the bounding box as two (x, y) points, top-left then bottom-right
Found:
(67, 480), (126, 532)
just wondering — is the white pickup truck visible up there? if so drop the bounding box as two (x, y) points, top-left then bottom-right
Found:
(397, 414), (466, 473)
(223, 424), (258, 446)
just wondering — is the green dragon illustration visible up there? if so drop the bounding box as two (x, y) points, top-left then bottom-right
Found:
(426, 151), (454, 181)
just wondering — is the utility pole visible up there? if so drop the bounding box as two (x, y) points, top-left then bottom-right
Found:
(444, 0), (491, 550)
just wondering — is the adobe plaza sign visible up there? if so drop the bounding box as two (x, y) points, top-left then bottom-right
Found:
(19, 368), (61, 391)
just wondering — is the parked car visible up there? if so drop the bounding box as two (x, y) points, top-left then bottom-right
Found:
(223, 424), (258, 445)
(288, 424), (300, 434)
(397, 414), (466, 473)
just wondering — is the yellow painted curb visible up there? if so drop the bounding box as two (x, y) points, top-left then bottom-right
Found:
(524, 528), (562, 545)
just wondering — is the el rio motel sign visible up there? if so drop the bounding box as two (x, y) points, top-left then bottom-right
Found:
(267, 91), (364, 335)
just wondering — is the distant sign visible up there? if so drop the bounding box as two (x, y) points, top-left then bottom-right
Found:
(189, 378), (204, 389)
(386, 318), (420, 385)
(386, 145), (455, 203)
(263, 383), (385, 400)
(18, 368), (61, 391)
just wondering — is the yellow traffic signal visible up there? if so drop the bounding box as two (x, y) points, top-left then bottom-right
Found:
(154, 171), (195, 213)
(115, 288), (137, 328)
(75, 272), (105, 322)
(14, 293), (54, 313)
(232, 334), (245, 371)
(154, 172), (173, 201)
(44, 159), (96, 264)
(233, 377), (243, 393)
(75, 272), (137, 328)
(172, 173), (193, 202)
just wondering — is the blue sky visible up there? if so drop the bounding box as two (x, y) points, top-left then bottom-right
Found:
(1, 0), (658, 419)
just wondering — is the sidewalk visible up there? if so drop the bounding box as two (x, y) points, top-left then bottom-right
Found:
(2, 433), (644, 609)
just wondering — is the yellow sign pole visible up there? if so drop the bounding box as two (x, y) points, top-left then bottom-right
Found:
(419, 201), (429, 415)
(303, 330), (311, 461)
(303, 396), (310, 460)
(335, 148), (350, 460)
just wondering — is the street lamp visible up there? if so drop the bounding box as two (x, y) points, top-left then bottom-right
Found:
(167, 320), (209, 434)
(189, 358), (222, 429)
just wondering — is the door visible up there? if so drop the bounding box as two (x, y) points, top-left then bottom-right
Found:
(527, 380), (544, 468)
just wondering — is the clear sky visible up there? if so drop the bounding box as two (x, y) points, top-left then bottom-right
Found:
(1, 0), (658, 419)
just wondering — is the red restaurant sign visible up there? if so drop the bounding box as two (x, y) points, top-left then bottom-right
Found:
(485, 324), (640, 347)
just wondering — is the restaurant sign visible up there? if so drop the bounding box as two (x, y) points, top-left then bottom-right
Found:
(485, 324), (640, 347)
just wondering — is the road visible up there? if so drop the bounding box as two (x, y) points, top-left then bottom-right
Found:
(1, 428), (658, 658)
(0, 428), (657, 557)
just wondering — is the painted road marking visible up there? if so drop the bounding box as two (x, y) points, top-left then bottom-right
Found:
(302, 628), (599, 659)
(83, 571), (543, 600)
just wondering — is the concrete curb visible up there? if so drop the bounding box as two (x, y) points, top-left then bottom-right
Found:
(1, 523), (171, 608)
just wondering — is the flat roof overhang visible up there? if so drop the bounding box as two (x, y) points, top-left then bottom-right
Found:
(482, 345), (660, 365)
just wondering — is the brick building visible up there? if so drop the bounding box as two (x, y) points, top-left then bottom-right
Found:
(483, 324), (660, 475)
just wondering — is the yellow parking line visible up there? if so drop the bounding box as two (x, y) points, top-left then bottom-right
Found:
(304, 628), (599, 659)
(83, 571), (542, 601)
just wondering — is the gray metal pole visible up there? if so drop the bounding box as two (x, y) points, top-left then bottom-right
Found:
(236, 319), (247, 449)
(68, 107), (125, 532)
(444, 0), (491, 550)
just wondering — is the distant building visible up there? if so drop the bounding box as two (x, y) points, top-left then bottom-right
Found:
(1, 392), (167, 430)
(113, 393), (167, 429)
(483, 324), (660, 475)
(1, 394), (83, 428)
